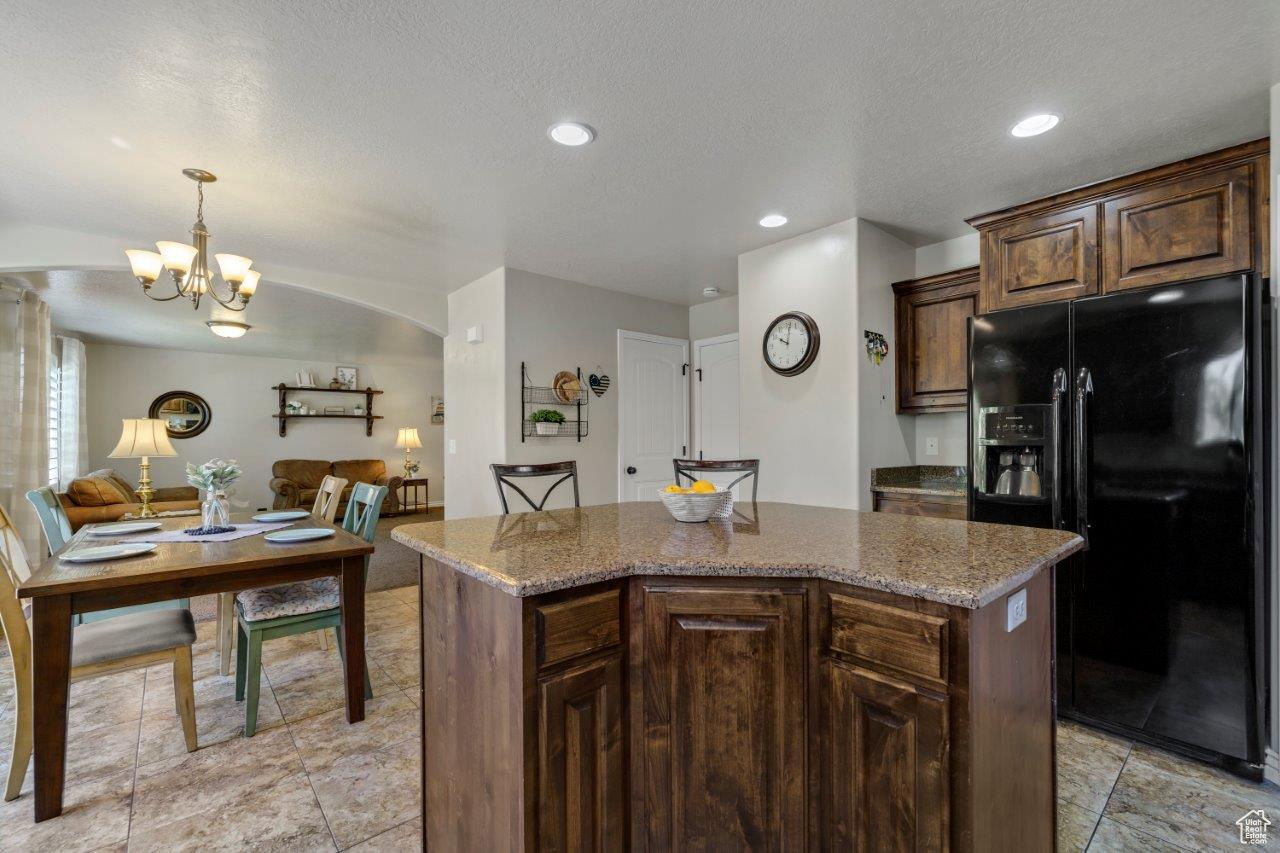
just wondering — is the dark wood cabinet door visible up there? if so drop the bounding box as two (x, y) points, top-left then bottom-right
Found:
(981, 203), (1099, 311)
(539, 653), (626, 852)
(637, 584), (808, 850)
(892, 267), (979, 414)
(1102, 162), (1254, 293)
(825, 660), (948, 851)
(872, 492), (967, 520)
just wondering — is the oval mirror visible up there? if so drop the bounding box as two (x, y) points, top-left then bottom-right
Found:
(148, 390), (212, 439)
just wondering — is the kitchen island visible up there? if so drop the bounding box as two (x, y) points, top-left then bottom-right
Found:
(393, 501), (1082, 851)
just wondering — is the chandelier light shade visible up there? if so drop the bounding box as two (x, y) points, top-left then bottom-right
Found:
(125, 249), (164, 283)
(125, 168), (262, 313)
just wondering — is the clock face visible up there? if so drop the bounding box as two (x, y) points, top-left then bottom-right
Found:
(763, 312), (820, 376)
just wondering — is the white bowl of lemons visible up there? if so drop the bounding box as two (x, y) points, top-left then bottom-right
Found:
(660, 480), (734, 522)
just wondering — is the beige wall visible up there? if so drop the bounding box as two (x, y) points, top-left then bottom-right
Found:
(689, 295), (738, 340)
(504, 268), (689, 509)
(86, 341), (444, 511)
(443, 267), (507, 519)
(857, 220), (917, 492)
(911, 233), (980, 465)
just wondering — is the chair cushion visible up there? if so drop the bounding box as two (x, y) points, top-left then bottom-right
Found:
(237, 577), (340, 621)
(72, 608), (197, 668)
(272, 460), (334, 490)
(333, 459), (386, 484)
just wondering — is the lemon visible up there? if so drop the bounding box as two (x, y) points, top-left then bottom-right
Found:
(663, 484), (687, 494)
(690, 480), (717, 494)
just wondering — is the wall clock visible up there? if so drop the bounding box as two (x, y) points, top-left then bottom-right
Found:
(762, 311), (820, 376)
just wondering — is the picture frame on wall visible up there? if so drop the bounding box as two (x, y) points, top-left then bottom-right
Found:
(430, 396), (444, 424)
(336, 366), (358, 390)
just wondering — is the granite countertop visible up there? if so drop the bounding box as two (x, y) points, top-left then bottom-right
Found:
(871, 465), (967, 498)
(392, 501), (1081, 609)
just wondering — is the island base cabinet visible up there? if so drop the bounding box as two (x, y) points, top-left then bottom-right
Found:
(825, 661), (948, 851)
(539, 654), (626, 852)
(420, 559), (1056, 852)
(632, 582), (809, 850)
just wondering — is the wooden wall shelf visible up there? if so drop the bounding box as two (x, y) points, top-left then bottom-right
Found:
(272, 384), (384, 437)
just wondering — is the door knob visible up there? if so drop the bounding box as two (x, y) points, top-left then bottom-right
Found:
(626, 466), (637, 475)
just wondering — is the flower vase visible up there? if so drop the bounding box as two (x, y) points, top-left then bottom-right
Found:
(201, 491), (231, 529)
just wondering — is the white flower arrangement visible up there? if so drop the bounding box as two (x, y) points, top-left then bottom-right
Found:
(186, 458), (243, 494)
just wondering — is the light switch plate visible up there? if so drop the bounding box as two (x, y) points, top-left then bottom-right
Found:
(448, 439), (457, 455)
(1007, 588), (1028, 632)
(925, 436), (939, 456)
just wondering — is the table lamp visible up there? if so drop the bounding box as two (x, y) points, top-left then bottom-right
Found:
(395, 427), (423, 477)
(109, 418), (178, 518)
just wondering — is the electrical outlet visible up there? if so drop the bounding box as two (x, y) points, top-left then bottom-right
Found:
(448, 439), (457, 455)
(1007, 588), (1028, 632)
(925, 436), (939, 456)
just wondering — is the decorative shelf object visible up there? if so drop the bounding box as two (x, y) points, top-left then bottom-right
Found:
(520, 362), (587, 442)
(273, 384), (384, 437)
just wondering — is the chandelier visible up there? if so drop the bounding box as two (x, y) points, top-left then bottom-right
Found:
(124, 168), (261, 312)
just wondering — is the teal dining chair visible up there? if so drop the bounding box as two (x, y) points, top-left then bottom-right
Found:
(234, 482), (387, 736)
(26, 486), (190, 625)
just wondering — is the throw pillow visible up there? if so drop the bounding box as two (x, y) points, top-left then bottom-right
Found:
(67, 470), (133, 507)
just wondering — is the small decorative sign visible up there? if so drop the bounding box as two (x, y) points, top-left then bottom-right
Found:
(864, 330), (888, 366)
(589, 367), (611, 397)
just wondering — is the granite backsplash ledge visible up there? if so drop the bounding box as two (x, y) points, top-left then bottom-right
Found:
(871, 465), (967, 497)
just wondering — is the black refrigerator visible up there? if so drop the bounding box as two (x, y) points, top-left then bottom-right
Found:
(968, 274), (1268, 776)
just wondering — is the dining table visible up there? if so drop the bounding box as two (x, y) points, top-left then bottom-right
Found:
(17, 512), (374, 822)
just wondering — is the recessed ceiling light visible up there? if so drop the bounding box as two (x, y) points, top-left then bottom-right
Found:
(547, 122), (595, 146)
(759, 214), (788, 228)
(108, 135), (132, 150)
(702, 287), (721, 298)
(206, 320), (250, 339)
(1010, 114), (1060, 138)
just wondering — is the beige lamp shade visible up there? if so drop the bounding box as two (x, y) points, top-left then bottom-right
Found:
(395, 427), (423, 450)
(109, 418), (178, 458)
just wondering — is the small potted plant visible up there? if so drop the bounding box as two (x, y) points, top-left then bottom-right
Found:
(529, 408), (566, 436)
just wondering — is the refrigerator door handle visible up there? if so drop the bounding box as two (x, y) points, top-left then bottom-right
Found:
(1074, 366), (1093, 549)
(1050, 367), (1068, 529)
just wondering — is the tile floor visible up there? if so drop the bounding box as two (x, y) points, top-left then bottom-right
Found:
(2, 583), (1278, 851)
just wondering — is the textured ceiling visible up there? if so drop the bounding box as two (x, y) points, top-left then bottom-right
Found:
(7, 269), (440, 365)
(0, 0), (1276, 306)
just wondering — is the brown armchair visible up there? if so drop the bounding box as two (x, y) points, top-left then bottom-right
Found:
(270, 459), (402, 514)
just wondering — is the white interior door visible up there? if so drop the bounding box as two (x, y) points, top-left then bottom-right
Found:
(692, 334), (742, 494)
(618, 330), (689, 501)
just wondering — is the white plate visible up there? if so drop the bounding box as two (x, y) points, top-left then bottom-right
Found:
(252, 510), (311, 522)
(60, 543), (157, 563)
(264, 527), (335, 544)
(90, 521), (163, 536)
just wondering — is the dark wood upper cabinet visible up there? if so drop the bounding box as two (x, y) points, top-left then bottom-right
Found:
(1102, 162), (1254, 293)
(892, 266), (979, 414)
(634, 582), (808, 850)
(538, 653), (626, 852)
(981, 203), (1100, 311)
(968, 138), (1269, 312)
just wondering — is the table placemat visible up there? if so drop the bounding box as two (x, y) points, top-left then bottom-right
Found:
(107, 521), (295, 544)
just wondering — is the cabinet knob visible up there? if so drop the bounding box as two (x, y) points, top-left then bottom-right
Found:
(625, 466), (637, 475)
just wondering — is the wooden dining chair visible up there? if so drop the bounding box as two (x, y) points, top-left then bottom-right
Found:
(311, 475), (348, 523)
(26, 486), (190, 626)
(673, 458), (761, 503)
(308, 475), (349, 650)
(490, 461), (580, 514)
(233, 482), (387, 736)
(0, 503), (198, 801)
